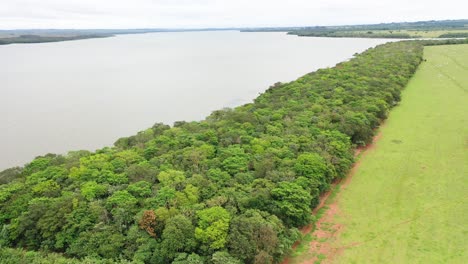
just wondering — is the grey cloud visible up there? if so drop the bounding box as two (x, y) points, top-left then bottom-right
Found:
(0, 0), (466, 29)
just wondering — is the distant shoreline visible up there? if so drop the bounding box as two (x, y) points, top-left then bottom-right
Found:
(0, 34), (112, 45)
(0, 28), (238, 45)
(1, 19), (467, 45)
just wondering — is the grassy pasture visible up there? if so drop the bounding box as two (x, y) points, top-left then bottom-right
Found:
(404, 29), (468, 38)
(332, 44), (468, 263)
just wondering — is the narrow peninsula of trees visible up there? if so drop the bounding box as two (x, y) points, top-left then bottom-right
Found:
(0, 41), (425, 263)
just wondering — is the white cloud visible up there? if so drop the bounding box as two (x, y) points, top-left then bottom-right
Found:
(0, 0), (466, 29)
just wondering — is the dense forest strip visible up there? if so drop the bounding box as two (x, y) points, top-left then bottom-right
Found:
(0, 41), (425, 263)
(296, 44), (468, 264)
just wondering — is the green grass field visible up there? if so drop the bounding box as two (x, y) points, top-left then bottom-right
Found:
(331, 44), (468, 263)
(403, 29), (468, 38)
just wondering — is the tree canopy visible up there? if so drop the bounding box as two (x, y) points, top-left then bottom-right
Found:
(0, 41), (425, 263)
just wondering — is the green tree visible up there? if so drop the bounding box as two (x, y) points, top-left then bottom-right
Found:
(81, 181), (107, 201)
(157, 170), (186, 190)
(106, 191), (138, 230)
(211, 251), (242, 264)
(195, 206), (231, 252)
(127, 181), (152, 197)
(271, 182), (312, 226)
(294, 153), (330, 191)
(160, 214), (197, 260)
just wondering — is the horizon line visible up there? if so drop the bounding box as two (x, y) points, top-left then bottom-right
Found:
(1, 18), (467, 31)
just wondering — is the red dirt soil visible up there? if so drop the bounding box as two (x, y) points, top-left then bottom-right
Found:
(281, 129), (383, 264)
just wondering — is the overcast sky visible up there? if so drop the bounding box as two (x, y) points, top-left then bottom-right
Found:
(1, 0), (466, 29)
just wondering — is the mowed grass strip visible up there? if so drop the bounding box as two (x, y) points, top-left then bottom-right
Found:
(333, 44), (468, 263)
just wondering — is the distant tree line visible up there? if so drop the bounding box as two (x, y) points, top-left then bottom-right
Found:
(291, 31), (415, 38)
(0, 34), (111, 45)
(243, 19), (468, 32)
(438, 32), (468, 38)
(0, 41), (426, 263)
(418, 38), (468, 46)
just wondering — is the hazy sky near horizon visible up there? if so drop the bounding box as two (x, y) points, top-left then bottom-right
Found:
(0, 0), (467, 29)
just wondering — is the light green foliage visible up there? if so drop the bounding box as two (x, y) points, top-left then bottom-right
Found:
(114, 149), (144, 165)
(32, 180), (60, 197)
(79, 153), (112, 170)
(70, 153), (128, 184)
(81, 181), (107, 201)
(220, 145), (249, 175)
(175, 184), (199, 207)
(0, 183), (23, 203)
(195, 206), (231, 251)
(23, 157), (51, 175)
(157, 170), (186, 189)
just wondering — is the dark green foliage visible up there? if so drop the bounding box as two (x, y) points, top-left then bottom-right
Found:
(160, 215), (197, 261)
(0, 247), (129, 263)
(0, 167), (23, 185)
(271, 182), (312, 226)
(438, 32), (468, 38)
(228, 210), (290, 263)
(0, 41), (425, 263)
(419, 38), (468, 46)
(172, 253), (205, 264)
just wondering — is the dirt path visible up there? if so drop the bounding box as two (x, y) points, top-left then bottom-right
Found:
(281, 129), (383, 264)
